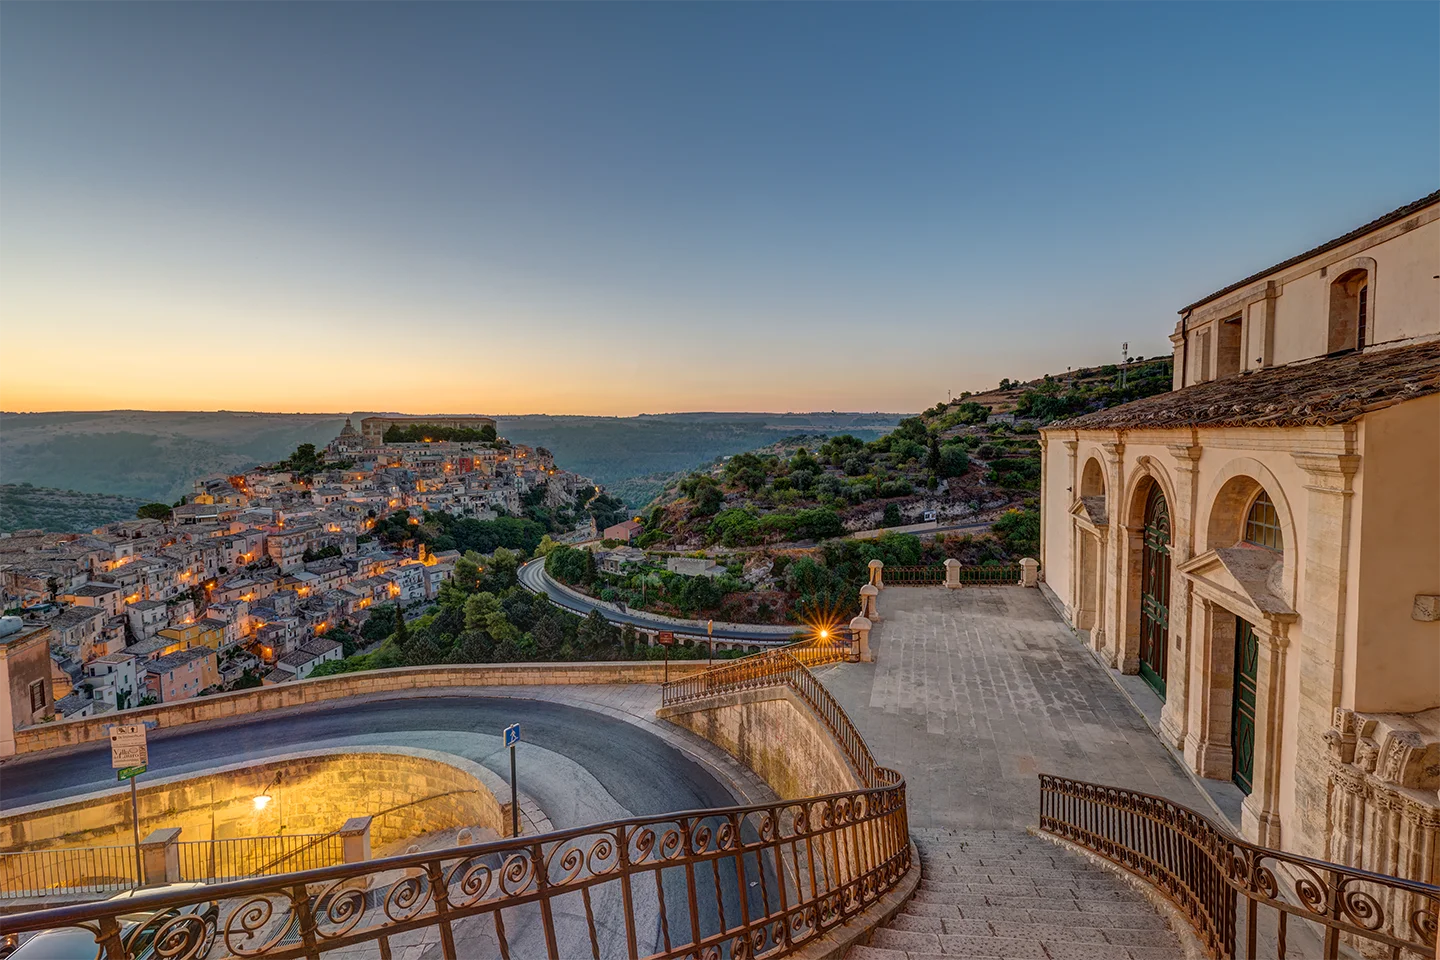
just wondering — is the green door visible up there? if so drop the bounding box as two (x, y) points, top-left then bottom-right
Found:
(1232, 618), (1258, 794)
(1138, 485), (1171, 697)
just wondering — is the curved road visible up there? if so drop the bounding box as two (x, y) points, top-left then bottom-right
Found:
(519, 559), (798, 644)
(0, 695), (736, 822)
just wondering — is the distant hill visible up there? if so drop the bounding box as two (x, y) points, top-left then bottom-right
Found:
(0, 484), (150, 534)
(636, 357), (1175, 552)
(0, 411), (349, 503)
(0, 409), (903, 507)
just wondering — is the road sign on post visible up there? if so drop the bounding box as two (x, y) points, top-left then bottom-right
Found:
(110, 723), (148, 769)
(504, 723), (521, 838)
(108, 723), (148, 889)
(657, 631), (674, 684)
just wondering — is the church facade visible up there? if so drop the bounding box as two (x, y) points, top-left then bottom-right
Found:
(1038, 191), (1440, 885)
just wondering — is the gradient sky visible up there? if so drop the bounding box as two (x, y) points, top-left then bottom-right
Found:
(2, 3), (1436, 416)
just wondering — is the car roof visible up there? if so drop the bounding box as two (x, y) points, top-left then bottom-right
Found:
(10, 926), (101, 959)
(106, 882), (207, 901)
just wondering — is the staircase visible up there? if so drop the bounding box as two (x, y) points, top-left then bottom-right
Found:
(848, 829), (1182, 960)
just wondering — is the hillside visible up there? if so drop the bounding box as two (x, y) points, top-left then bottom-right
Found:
(638, 356), (1173, 553)
(0, 484), (150, 534)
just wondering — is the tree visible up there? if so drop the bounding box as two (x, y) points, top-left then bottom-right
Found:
(532, 616), (564, 660)
(394, 605), (410, 646)
(927, 438), (942, 474)
(360, 605), (397, 642)
(882, 503), (902, 528)
(939, 446), (970, 478)
(576, 610), (616, 657)
(993, 508), (1041, 559)
(136, 503), (173, 521)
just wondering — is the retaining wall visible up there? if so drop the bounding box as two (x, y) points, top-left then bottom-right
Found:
(13, 661), (707, 756)
(657, 687), (860, 800)
(0, 747), (507, 854)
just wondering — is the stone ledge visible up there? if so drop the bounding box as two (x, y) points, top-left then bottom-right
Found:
(10, 661), (711, 757)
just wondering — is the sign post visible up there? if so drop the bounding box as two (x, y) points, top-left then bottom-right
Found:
(110, 723), (149, 887)
(504, 723), (521, 838)
(657, 631), (675, 684)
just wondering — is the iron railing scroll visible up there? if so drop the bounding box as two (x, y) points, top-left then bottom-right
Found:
(1039, 774), (1440, 960)
(1, 636), (909, 960)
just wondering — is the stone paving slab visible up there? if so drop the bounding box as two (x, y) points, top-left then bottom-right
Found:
(817, 586), (1209, 831)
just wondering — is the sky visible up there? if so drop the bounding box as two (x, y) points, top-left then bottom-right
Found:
(1, 3), (1436, 416)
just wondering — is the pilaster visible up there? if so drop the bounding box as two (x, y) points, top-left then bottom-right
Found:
(1289, 449), (1361, 858)
(1159, 442), (1202, 749)
(1100, 439), (1129, 671)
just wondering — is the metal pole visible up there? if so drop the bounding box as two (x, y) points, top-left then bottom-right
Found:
(509, 744), (519, 839)
(130, 775), (142, 888)
(664, 645), (669, 685)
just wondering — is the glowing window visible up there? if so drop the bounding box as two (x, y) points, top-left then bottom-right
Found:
(1243, 491), (1283, 551)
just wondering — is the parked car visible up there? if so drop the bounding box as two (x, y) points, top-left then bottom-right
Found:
(7, 883), (217, 960)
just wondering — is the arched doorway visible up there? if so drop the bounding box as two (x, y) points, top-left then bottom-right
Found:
(1139, 484), (1171, 696)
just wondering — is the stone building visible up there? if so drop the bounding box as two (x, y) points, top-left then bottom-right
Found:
(358, 415), (496, 448)
(1039, 191), (1440, 882)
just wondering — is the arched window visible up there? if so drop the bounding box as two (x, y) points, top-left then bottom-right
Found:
(1243, 491), (1283, 551)
(1328, 269), (1370, 354)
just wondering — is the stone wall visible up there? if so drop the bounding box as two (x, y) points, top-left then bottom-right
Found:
(1, 747), (507, 856)
(658, 687), (860, 800)
(12, 660), (706, 756)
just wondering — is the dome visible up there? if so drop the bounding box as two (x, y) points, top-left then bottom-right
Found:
(339, 418), (358, 437)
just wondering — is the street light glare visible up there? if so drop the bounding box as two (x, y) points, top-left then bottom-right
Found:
(819, 628), (829, 639)
(253, 793), (272, 811)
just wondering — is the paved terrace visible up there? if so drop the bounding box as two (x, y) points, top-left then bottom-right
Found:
(817, 585), (1210, 828)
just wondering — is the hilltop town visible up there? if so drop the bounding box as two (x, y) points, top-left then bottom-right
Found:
(0, 415), (600, 719)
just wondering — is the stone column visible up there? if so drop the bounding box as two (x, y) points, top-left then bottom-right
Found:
(1159, 443), (1202, 750)
(868, 560), (884, 590)
(943, 559), (961, 589)
(849, 617), (872, 663)
(339, 816), (373, 864)
(1019, 558), (1039, 587)
(140, 828), (181, 885)
(1288, 449), (1361, 859)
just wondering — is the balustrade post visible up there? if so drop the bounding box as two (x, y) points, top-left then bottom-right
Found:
(1019, 557), (1039, 587)
(944, 558), (962, 589)
(339, 816), (372, 864)
(140, 827), (182, 885)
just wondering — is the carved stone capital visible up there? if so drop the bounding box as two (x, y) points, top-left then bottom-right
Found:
(1167, 444), (1203, 470)
(1291, 453), (1361, 493)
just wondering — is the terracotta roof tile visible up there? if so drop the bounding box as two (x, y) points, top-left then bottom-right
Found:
(1050, 340), (1440, 431)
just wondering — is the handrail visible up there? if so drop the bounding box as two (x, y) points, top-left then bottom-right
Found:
(2, 651), (909, 960)
(1039, 773), (1440, 959)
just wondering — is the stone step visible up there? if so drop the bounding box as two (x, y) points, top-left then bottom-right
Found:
(845, 831), (1183, 960)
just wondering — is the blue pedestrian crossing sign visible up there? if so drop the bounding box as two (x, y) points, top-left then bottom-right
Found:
(504, 723), (521, 748)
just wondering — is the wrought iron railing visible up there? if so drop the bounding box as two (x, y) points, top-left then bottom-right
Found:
(1039, 774), (1440, 959)
(867, 563), (1021, 586)
(955, 563), (1020, 584)
(1, 646), (908, 960)
(0, 845), (139, 900)
(659, 636), (852, 708)
(878, 565), (946, 585)
(177, 834), (346, 884)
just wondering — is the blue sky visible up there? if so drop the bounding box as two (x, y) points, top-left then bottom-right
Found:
(2, 2), (1436, 414)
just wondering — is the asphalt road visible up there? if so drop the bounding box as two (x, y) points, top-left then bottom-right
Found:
(0, 695), (736, 819)
(519, 560), (796, 643)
